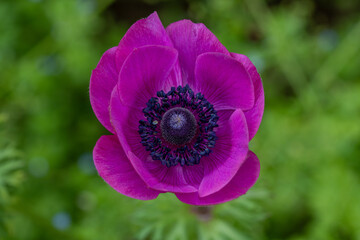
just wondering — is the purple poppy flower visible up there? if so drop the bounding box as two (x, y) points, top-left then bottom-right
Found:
(90, 12), (264, 205)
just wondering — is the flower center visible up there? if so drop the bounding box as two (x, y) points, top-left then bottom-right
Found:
(138, 85), (219, 167)
(160, 107), (197, 146)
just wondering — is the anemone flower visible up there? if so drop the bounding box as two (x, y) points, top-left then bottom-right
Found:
(90, 12), (264, 205)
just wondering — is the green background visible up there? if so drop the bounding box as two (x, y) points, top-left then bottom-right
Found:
(1, 0), (360, 239)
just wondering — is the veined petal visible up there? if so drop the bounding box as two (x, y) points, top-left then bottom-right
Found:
(198, 109), (249, 197)
(176, 151), (260, 205)
(231, 53), (264, 140)
(93, 135), (161, 200)
(89, 47), (118, 133)
(195, 52), (255, 111)
(118, 45), (179, 109)
(166, 20), (229, 85)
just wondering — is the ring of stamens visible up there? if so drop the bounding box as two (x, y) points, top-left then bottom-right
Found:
(138, 85), (219, 167)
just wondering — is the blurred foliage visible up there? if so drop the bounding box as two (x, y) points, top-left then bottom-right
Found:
(0, 0), (360, 239)
(0, 142), (24, 237)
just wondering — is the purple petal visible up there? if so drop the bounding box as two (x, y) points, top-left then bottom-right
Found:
(198, 109), (249, 197)
(128, 152), (202, 193)
(231, 53), (264, 140)
(115, 12), (174, 72)
(110, 88), (203, 193)
(195, 52), (255, 111)
(118, 45), (180, 109)
(166, 20), (229, 85)
(93, 135), (161, 200)
(89, 47), (118, 133)
(176, 151), (260, 205)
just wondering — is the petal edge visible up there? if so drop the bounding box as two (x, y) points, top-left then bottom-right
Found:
(231, 53), (264, 140)
(199, 109), (249, 197)
(166, 20), (229, 85)
(176, 151), (260, 205)
(115, 12), (173, 72)
(195, 52), (255, 111)
(90, 47), (119, 133)
(118, 45), (179, 109)
(93, 135), (161, 200)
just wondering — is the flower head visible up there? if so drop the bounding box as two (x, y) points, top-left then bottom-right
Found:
(90, 12), (264, 205)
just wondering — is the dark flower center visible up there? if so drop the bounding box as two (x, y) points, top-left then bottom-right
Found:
(138, 85), (219, 167)
(160, 107), (197, 146)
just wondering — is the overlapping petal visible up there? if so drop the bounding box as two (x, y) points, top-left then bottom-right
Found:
(115, 12), (174, 72)
(231, 53), (264, 140)
(110, 88), (204, 193)
(195, 52), (255, 111)
(89, 47), (118, 133)
(166, 20), (229, 85)
(118, 45), (180, 109)
(90, 12), (182, 134)
(198, 109), (249, 197)
(93, 135), (161, 200)
(176, 151), (260, 205)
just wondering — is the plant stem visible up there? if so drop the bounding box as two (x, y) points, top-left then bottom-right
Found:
(190, 205), (214, 222)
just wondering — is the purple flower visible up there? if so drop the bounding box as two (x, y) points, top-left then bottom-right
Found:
(90, 12), (264, 205)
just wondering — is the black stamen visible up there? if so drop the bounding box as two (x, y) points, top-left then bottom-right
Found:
(138, 85), (218, 167)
